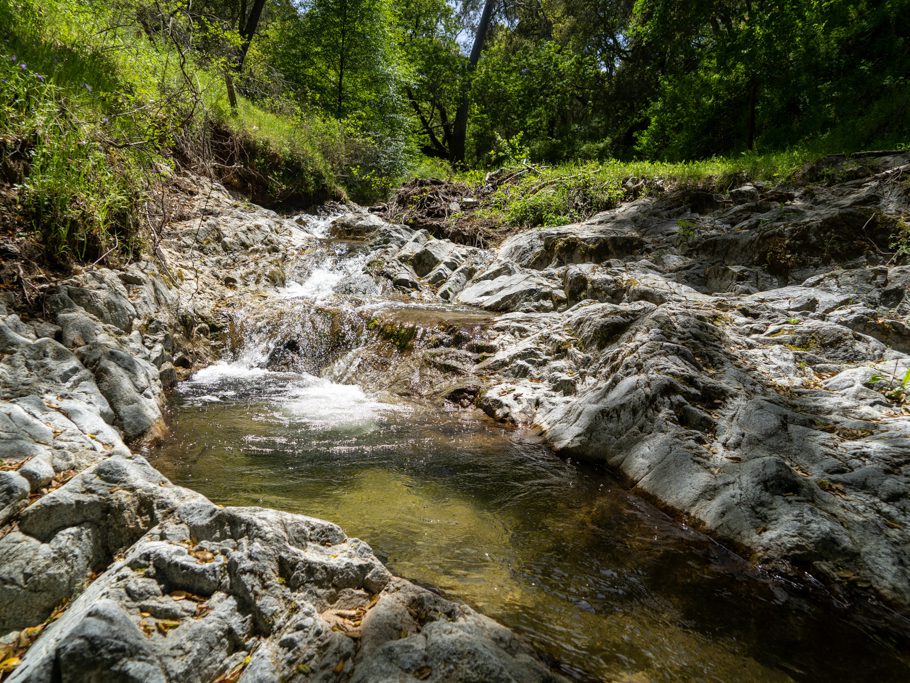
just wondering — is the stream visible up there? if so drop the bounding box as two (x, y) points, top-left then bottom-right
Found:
(149, 214), (908, 682)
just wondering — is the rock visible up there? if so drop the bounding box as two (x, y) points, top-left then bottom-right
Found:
(265, 266), (285, 287)
(77, 344), (163, 441)
(158, 362), (178, 389)
(58, 275), (136, 332)
(730, 184), (761, 203)
(18, 453), (55, 492)
(330, 212), (386, 240)
(499, 222), (645, 269)
(54, 600), (167, 682)
(412, 239), (460, 277)
(457, 263), (566, 312)
(0, 337), (116, 424)
(0, 400), (53, 459)
(0, 470), (30, 525)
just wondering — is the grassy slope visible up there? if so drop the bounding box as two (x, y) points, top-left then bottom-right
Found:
(0, 0), (340, 266)
(401, 150), (819, 234)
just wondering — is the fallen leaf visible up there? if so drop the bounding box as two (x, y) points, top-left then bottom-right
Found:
(155, 619), (181, 635)
(0, 657), (22, 674)
(334, 659), (346, 674)
(190, 549), (216, 563)
(17, 624), (44, 648)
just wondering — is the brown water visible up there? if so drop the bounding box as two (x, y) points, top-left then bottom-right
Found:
(149, 365), (910, 682)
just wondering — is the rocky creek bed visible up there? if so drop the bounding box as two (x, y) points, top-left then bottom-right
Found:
(1, 155), (910, 680)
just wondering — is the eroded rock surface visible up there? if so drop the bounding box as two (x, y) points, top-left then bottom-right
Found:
(4, 155), (909, 679)
(305, 154), (910, 611)
(0, 177), (561, 682)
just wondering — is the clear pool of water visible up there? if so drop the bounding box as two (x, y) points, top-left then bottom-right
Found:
(149, 365), (909, 682)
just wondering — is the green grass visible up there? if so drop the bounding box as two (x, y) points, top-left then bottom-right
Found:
(0, 0), (345, 265)
(407, 150), (816, 229)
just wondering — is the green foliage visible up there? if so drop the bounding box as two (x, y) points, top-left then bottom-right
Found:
(434, 151), (815, 229)
(888, 216), (910, 261)
(0, 0), (395, 263)
(257, 0), (411, 199)
(471, 36), (606, 164)
(0, 0), (159, 263)
(868, 366), (910, 404)
(3, 0), (907, 266)
(627, 0), (910, 159)
(483, 163), (624, 227)
(394, 0), (465, 161)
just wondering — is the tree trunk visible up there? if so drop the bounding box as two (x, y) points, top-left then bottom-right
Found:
(451, 0), (496, 165)
(227, 0), (267, 109)
(225, 71), (238, 110)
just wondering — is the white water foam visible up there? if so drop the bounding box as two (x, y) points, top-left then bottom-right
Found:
(290, 214), (338, 240)
(305, 215), (337, 239)
(278, 268), (344, 301)
(283, 377), (404, 430)
(278, 253), (368, 302)
(188, 361), (274, 383)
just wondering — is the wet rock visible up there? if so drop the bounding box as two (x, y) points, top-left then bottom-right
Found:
(331, 211), (386, 240)
(158, 362), (178, 389)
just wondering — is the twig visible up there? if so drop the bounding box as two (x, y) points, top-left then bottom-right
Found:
(88, 235), (120, 269)
(16, 264), (37, 307)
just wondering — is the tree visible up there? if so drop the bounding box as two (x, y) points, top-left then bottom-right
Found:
(451, 0), (496, 165)
(395, 0), (464, 159)
(220, 0), (268, 109)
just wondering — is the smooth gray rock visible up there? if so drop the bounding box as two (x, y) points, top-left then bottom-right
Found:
(19, 453), (55, 492)
(457, 266), (566, 312)
(76, 345), (163, 440)
(0, 470), (30, 525)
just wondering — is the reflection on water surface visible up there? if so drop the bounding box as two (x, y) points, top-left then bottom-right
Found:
(150, 366), (909, 682)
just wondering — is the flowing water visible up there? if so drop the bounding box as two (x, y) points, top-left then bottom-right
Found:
(150, 219), (909, 682)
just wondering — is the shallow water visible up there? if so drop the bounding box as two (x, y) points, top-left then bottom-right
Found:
(150, 365), (909, 682)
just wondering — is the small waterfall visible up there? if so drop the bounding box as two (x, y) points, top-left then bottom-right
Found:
(277, 252), (371, 302)
(179, 210), (403, 430)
